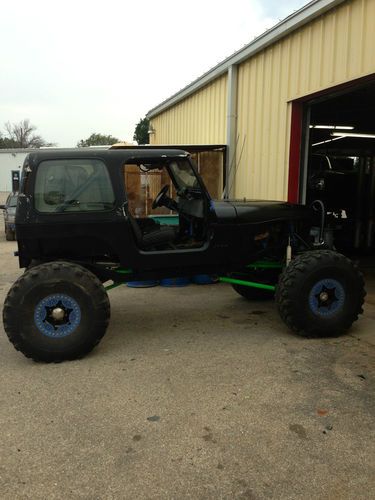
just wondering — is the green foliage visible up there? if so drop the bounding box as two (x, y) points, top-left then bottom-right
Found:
(133, 117), (150, 145)
(0, 135), (17, 148)
(77, 133), (119, 147)
(0, 119), (54, 149)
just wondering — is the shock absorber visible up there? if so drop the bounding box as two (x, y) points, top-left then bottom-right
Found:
(311, 199), (326, 245)
(286, 236), (292, 266)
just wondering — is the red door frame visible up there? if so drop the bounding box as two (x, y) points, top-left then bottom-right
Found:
(287, 102), (303, 203)
(287, 74), (375, 203)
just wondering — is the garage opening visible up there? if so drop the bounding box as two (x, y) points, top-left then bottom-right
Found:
(299, 79), (375, 259)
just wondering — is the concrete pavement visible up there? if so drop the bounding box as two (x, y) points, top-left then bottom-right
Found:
(0, 233), (374, 499)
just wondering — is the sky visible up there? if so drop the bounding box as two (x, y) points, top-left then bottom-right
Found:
(0, 0), (308, 147)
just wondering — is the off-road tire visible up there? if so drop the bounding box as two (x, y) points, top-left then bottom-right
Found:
(276, 250), (365, 337)
(3, 261), (110, 362)
(25, 259), (44, 271)
(5, 225), (15, 241)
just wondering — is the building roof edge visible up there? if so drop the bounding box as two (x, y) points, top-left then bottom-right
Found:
(147, 0), (346, 118)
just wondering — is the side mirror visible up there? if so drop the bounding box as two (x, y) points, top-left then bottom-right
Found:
(0, 205), (6, 210)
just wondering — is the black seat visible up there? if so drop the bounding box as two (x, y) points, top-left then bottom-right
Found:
(128, 215), (177, 250)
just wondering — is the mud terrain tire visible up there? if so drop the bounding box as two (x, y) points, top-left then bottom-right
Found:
(276, 250), (365, 337)
(3, 261), (110, 362)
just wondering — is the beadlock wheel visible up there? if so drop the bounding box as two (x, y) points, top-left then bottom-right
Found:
(3, 261), (110, 362)
(34, 293), (82, 338)
(276, 250), (365, 337)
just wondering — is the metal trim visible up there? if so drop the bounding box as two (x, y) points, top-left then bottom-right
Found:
(225, 65), (238, 198)
(288, 102), (303, 203)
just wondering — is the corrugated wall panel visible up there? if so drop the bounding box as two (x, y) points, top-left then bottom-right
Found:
(150, 75), (227, 145)
(235, 0), (375, 200)
(362, 0), (375, 71)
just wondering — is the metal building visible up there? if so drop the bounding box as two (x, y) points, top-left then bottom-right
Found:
(147, 0), (375, 207)
(0, 150), (29, 192)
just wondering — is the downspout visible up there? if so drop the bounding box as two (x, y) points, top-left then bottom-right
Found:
(225, 64), (238, 199)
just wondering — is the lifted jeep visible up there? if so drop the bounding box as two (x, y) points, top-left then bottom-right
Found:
(3, 148), (365, 362)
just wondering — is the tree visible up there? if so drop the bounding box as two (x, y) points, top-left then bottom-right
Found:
(1, 119), (54, 148)
(133, 117), (150, 145)
(0, 133), (17, 149)
(77, 133), (119, 147)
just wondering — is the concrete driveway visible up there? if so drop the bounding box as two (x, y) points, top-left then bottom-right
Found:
(0, 232), (374, 499)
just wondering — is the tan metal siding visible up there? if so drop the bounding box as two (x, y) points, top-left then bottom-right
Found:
(150, 0), (375, 200)
(235, 49), (292, 200)
(235, 0), (375, 200)
(150, 75), (227, 145)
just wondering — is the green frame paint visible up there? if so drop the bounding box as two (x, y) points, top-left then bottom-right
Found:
(115, 268), (133, 275)
(105, 261), (281, 292)
(219, 276), (276, 291)
(246, 260), (283, 270)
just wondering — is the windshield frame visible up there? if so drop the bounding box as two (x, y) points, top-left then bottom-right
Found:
(166, 158), (208, 197)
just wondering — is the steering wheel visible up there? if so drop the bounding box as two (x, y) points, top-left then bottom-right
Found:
(152, 184), (170, 209)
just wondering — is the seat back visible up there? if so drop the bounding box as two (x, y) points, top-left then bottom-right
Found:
(127, 212), (176, 250)
(127, 213), (144, 247)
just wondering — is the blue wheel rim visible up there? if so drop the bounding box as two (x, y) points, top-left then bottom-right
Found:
(309, 278), (345, 317)
(34, 294), (81, 338)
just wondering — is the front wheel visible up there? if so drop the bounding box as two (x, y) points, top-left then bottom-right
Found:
(3, 262), (110, 362)
(276, 250), (365, 337)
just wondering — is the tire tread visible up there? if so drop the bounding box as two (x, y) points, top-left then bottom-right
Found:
(275, 250), (365, 337)
(3, 261), (110, 362)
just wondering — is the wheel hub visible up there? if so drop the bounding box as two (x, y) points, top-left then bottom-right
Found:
(309, 279), (345, 317)
(34, 294), (81, 338)
(50, 306), (65, 321)
(315, 286), (338, 308)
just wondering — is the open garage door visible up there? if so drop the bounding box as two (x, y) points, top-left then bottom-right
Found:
(299, 79), (375, 254)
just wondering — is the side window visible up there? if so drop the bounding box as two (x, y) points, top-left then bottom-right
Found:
(123, 163), (175, 217)
(34, 159), (115, 213)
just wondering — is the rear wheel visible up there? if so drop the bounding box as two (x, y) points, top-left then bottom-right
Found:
(3, 261), (110, 362)
(276, 250), (365, 337)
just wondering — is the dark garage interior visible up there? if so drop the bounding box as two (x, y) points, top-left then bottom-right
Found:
(302, 80), (375, 263)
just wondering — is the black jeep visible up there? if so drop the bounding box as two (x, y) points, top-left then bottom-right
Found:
(3, 148), (365, 362)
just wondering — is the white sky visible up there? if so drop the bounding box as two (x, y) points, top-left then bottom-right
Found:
(0, 0), (308, 147)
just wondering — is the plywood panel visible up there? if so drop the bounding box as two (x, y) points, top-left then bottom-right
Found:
(198, 151), (223, 199)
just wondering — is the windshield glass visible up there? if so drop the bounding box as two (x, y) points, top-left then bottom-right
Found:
(168, 160), (200, 191)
